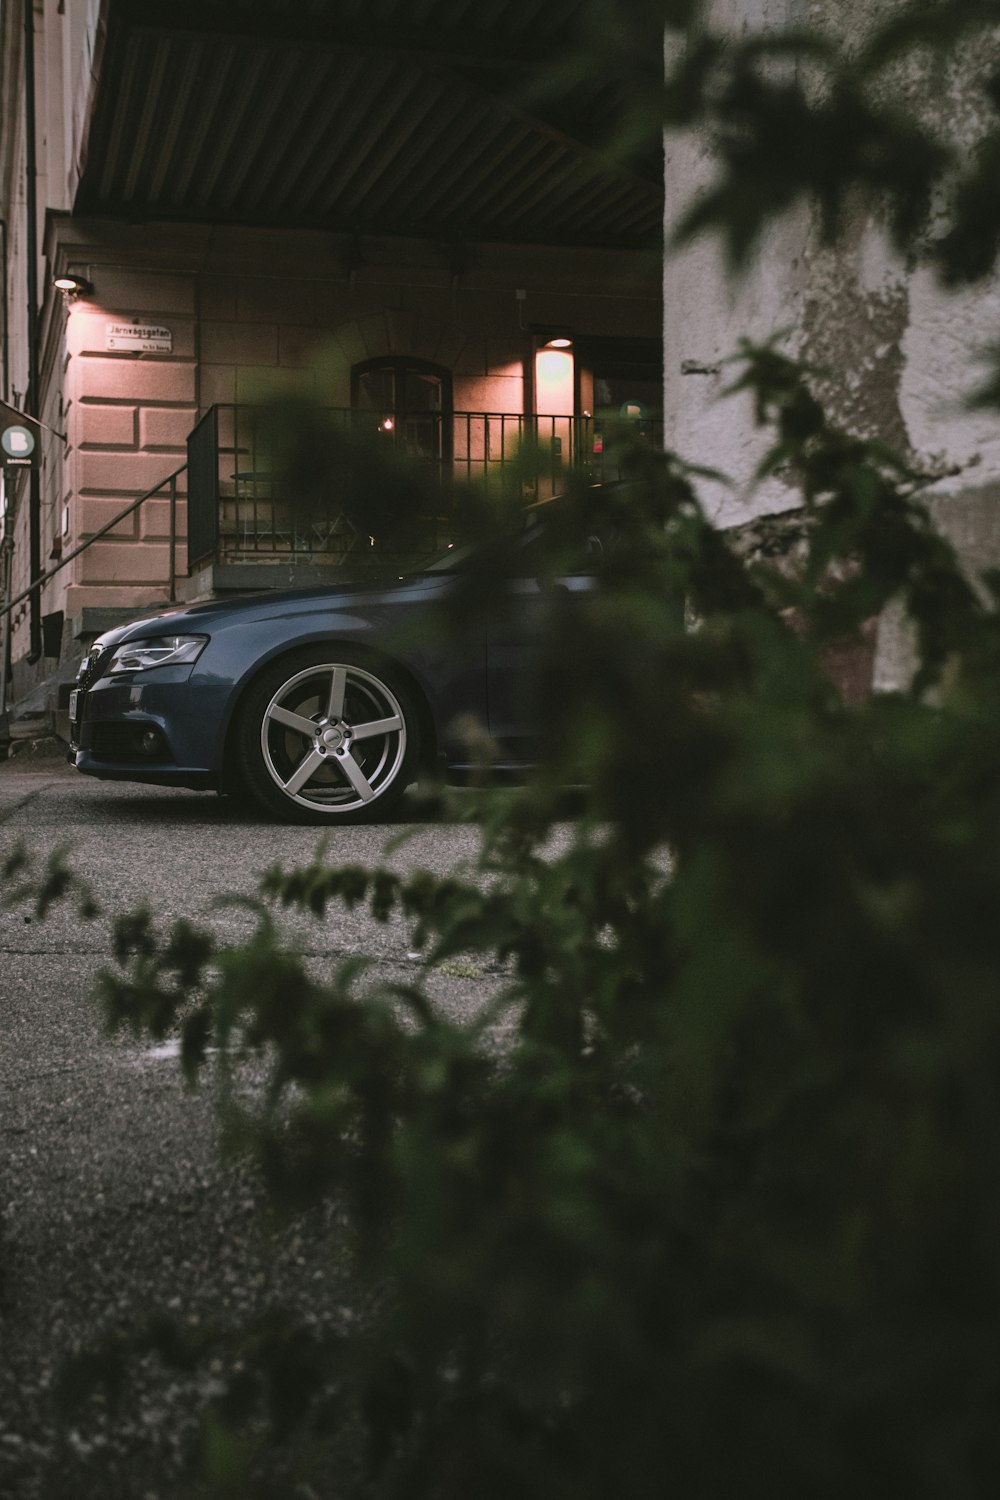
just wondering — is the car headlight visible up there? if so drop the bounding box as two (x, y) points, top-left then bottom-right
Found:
(108, 635), (208, 674)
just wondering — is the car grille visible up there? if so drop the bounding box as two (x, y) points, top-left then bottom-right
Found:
(71, 647), (113, 749)
(77, 646), (110, 692)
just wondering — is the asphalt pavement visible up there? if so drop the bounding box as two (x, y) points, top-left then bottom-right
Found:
(0, 755), (511, 1499)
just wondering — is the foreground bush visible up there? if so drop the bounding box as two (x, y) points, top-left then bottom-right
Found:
(54, 341), (999, 1498)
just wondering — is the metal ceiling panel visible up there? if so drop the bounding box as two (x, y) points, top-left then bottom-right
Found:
(74, 0), (663, 249)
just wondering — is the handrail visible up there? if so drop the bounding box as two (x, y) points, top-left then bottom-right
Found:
(0, 463), (186, 624)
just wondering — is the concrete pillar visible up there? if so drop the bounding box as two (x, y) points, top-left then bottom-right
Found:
(663, 0), (1000, 685)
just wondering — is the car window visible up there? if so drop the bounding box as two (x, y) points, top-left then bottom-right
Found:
(507, 522), (604, 577)
(415, 488), (628, 578)
(419, 541), (480, 573)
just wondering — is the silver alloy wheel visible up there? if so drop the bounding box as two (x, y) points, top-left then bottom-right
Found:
(259, 660), (408, 812)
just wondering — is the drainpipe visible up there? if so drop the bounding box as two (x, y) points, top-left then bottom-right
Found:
(1, 217), (9, 401)
(0, 534), (11, 729)
(0, 218), (8, 721)
(23, 0), (42, 664)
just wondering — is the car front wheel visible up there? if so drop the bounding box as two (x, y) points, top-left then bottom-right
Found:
(235, 648), (420, 823)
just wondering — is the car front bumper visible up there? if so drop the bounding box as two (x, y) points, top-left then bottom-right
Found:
(71, 672), (235, 789)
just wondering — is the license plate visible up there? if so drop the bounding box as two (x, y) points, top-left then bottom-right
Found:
(68, 690), (79, 721)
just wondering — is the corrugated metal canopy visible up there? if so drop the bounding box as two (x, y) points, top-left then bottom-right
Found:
(74, 0), (663, 249)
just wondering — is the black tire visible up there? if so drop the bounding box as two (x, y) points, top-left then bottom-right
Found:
(234, 646), (421, 824)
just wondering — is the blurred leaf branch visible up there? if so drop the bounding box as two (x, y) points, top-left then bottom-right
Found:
(56, 332), (1000, 1495)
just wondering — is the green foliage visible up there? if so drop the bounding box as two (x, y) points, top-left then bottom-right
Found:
(0, 839), (98, 921)
(252, 390), (448, 565)
(62, 342), (1000, 1497)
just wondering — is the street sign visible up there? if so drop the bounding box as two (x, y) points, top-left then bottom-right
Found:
(105, 321), (173, 353)
(1, 422), (37, 469)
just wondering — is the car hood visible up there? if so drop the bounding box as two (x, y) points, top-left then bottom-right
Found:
(92, 573), (435, 650)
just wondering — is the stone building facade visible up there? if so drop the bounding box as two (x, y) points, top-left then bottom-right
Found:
(0, 0), (664, 724)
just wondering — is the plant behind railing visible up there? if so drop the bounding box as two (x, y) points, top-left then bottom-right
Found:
(190, 402), (663, 568)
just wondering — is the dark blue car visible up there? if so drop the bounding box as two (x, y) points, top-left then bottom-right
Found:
(69, 502), (606, 822)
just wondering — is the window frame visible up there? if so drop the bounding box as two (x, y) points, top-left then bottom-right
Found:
(351, 356), (454, 463)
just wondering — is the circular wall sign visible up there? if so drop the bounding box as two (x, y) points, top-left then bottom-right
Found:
(2, 425), (36, 458)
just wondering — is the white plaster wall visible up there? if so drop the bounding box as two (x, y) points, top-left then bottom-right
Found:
(666, 0), (1000, 499)
(665, 0), (1000, 688)
(664, 0), (809, 525)
(900, 268), (1000, 490)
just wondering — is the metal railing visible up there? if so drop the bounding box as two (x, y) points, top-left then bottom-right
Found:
(0, 464), (185, 720)
(187, 404), (663, 566)
(0, 463), (186, 627)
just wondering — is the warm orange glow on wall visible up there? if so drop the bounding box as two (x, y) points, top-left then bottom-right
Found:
(534, 348), (574, 416)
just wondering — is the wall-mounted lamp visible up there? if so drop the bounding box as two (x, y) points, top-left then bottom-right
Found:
(531, 325), (574, 350)
(52, 273), (93, 298)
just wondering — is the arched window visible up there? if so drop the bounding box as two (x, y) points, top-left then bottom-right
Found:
(351, 357), (453, 464)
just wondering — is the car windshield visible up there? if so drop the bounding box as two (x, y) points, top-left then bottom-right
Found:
(416, 539), (483, 573)
(408, 484), (644, 578)
(412, 496), (561, 576)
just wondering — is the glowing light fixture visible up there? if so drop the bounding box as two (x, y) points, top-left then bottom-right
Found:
(52, 273), (93, 297)
(532, 325), (574, 350)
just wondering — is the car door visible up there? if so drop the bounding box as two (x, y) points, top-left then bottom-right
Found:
(485, 523), (601, 761)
